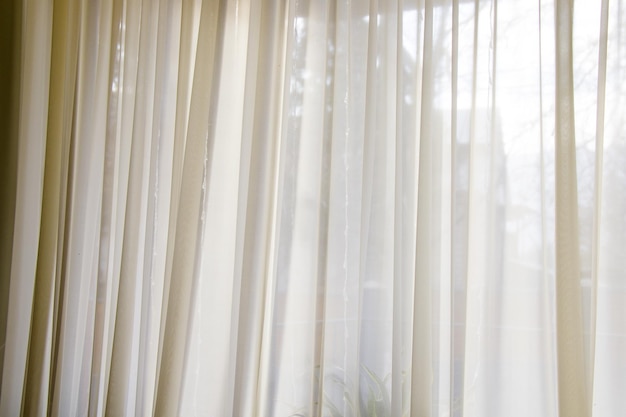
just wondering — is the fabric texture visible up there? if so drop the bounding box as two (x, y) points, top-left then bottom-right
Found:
(0, 0), (624, 416)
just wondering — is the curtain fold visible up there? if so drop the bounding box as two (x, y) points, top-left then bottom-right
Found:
(21, 0), (80, 414)
(1, 0), (625, 416)
(554, 1), (587, 415)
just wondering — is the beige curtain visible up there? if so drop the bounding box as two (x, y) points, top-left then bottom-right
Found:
(0, 0), (624, 416)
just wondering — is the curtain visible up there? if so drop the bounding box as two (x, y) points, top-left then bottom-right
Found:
(0, 0), (624, 416)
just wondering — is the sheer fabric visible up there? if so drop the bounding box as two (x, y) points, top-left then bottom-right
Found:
(0, 0), (624, 416)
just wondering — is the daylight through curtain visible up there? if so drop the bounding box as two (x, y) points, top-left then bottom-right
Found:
(0, 0), (625, 416)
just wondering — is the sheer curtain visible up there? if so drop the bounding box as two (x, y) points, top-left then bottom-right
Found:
(0, 0), (624, 416)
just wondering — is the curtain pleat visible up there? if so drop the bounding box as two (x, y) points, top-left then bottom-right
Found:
(0, 0), (20, 401)
(2, 0), (625, 416)
(391, 0), (416, 415)
(588, 0), (610, 408)
(230, 0), (290, 415)
(88, 0), (125, 414)
(0, 0), (52, 415)
(21, 0), (80, 414)
(154, 0), (223, 415)
(105, 0), (160, 412)
(554, 1), (588, 416)
(412, 0), (434, 414)
(594, 0), (625, 414)
(449, 0), (472, 414)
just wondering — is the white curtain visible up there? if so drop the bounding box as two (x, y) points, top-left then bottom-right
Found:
(0, 0), (624, 416)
